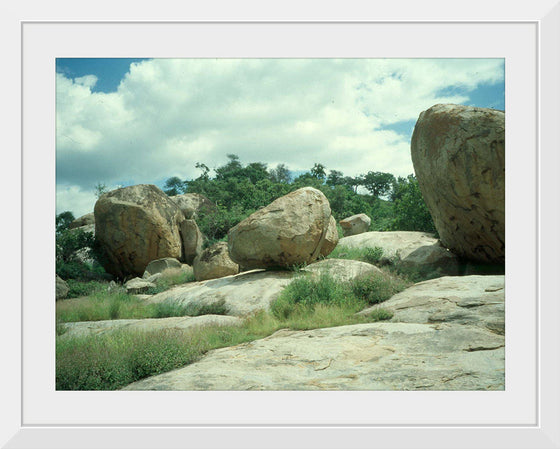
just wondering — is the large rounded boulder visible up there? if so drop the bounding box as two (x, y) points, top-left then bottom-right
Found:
(411, 104), (505, 264)
(94, 184), (185, 278)
(228, 187), (335, 269)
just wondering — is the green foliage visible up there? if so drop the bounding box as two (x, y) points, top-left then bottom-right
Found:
(390, 175), (437, 234)
(271, 271), (408, 320)
(94, 182), (109, 198)
(328, 246), (384, 265)
(65, 280), (108, 298)
(364, 308), (394, 321)
(56, 211), (75, 233)
(56, 328), (202, 390)
(361, 171), (396, 198)
(350, 273), (408, 305)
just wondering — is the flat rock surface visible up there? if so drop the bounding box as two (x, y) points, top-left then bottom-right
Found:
(59, 315), (242, 339)
(146, 270), (295, 316)
(147, 259), (381, 316)
(359, 275), (504, 334)
(122, 322), (504, 391)
(338, 231), (437, 260)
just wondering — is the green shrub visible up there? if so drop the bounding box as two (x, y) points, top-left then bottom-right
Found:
(350, 273), (409, 305)
(151, 299), (228, 318)
(364, 308), (394, 321)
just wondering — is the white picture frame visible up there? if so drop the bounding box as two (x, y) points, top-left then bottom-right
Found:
(3, 1), (559, 447)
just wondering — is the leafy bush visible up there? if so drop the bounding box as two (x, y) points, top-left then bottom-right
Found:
(327, 246), (384, 265)
(390, 175), (437, 234)
(350, 273), (409, 305)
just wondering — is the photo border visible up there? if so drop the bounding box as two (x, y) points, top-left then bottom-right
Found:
(4, 1), (559, 447)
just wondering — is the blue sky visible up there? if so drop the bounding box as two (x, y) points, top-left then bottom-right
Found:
(56, 58), (505, 217)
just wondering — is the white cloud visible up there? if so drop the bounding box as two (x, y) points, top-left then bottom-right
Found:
(56, 58), (504, 215)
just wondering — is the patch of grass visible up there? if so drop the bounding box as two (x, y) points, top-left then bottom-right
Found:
(65, 280), (109, 299)
(363, 308), (394, 321)
(270, 271), (408, 320)
(56, 328), (203, 390)
(56, 302), (395, 390)
(56, 272), (406, 390)
(328, 246), (385, 265)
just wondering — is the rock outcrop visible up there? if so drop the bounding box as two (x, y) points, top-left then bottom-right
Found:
(338, 231), (437, 261)
(399, 243), (461, 276)
(147, 259), (385, 317)
(68, 212), (95, 230)
(319, 216), (339, 257)
(56, 275), (69, 300)
(193, 242), (239, 281)
(411, 104), (505, 264)
(228, 187), (335, 269)
(339, 213), (371, 237)
(143, 257), (182, 277)
(179, 219), (203, 265)
(122, 322), (504, 391)
(124, 277), (156, 295)
(359, 275), (505, 335)
(169, 193), (216, 219)
(94, 184), (185, 278)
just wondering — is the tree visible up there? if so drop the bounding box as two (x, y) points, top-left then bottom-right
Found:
(390, 175), (436, 233)
(269, 163), (292, 184)
(94, 182), (109, 198)
(326, 170), (344, 187)
(56, 211), (75, 233)
(310, 163), (327, 181)
(163, 176), (186, 196)
(362, 171), (396, 198)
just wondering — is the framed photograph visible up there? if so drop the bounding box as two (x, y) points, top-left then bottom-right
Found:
(4, 1), (559, 447)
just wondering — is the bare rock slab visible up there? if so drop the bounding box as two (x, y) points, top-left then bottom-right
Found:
(338, 231), (437, 260)
(122, 322), (504, 391)
(360, 275), (504, 335)
(148, 259), (381, 317)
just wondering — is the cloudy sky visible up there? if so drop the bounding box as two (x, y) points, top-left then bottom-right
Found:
(56, 58), (504, 217)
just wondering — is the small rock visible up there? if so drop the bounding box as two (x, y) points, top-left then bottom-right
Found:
(339, 213), (371, 237)
(125, 277), (156, 295)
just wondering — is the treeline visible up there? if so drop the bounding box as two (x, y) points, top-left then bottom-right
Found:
(163, 154), (436, 241)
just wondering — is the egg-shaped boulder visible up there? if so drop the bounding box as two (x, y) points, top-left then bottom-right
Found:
(228, 187), (335, 269)
(411, 104), (505, 264)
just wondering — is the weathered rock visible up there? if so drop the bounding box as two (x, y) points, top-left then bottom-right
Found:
(228, 187), (335, 269)
(94, 184), (185, 278)
(179, 219), (203, 265)
(147, 259), (383, 317)
(359, 275), (505, 335)
(56, 275), (69, 300)
(400, 244), (461, 276)
(411, 104), (505, 264)
(122, 322), (504, 391)
(124, 277), (156, 294)
(169, 193), (217, 219)
(59, 315), (243, 340)
(338, 231), (437, 261)
(68, 212), (95, 230)
(319, 215), (339, 257)
(304, 258), (382, 283)
(193, 242), (239, 281)
(143, 257), (182, 277)
(147, 269), (294, 317)
(339, 213), (371, 237)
